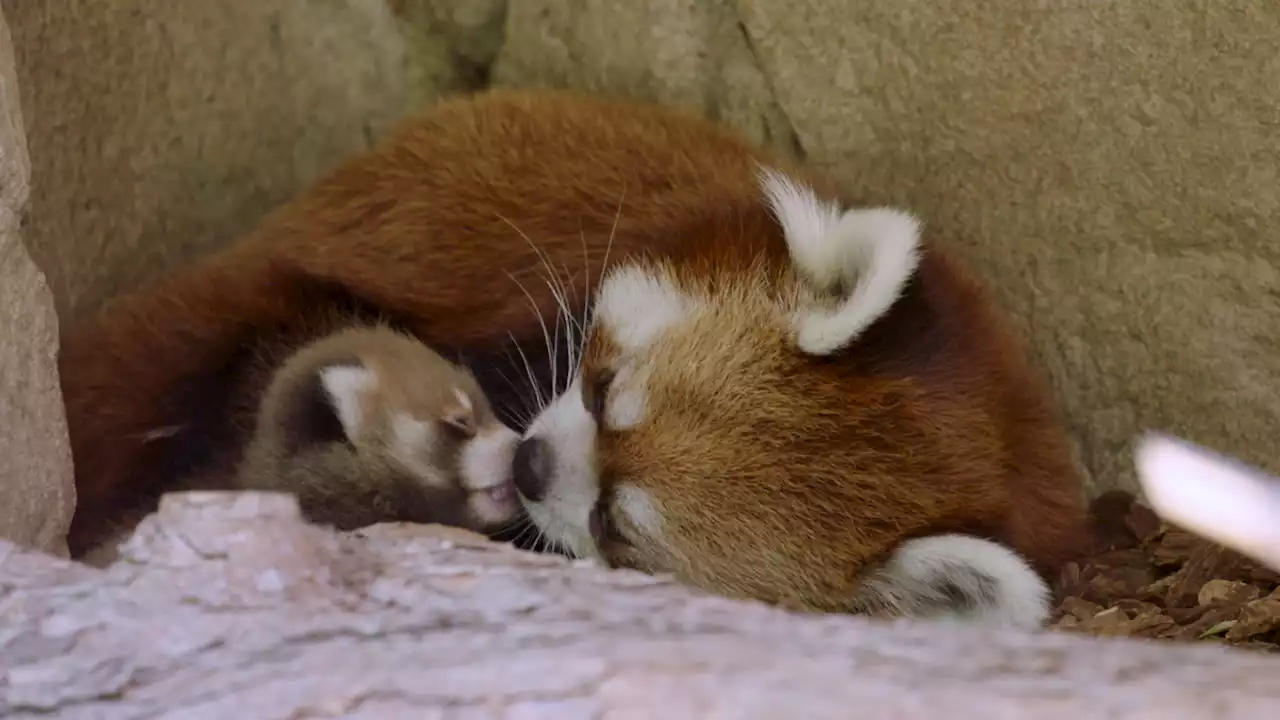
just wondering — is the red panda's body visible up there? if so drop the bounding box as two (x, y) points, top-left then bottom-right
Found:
(61, 89), (1087, 625)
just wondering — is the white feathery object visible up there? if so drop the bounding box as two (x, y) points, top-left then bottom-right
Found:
(1134, 432), (1280, 573)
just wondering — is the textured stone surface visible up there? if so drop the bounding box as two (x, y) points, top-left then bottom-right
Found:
(6, 0), (491, 324)
(491, 0), (1280, 498)
(3, 491), (1280, 719)
(0, 5), (74, 557)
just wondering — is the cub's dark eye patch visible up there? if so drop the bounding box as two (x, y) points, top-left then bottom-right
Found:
(286, 359), (363, 454)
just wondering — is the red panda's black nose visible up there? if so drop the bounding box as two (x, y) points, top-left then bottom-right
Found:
(512, 437), (553, 502)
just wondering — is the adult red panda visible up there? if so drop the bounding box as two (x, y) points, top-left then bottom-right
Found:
(60, 89), (1088, 628)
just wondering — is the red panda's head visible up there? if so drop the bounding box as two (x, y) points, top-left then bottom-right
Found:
(510, 167), (985, 612)
(250, 326), (522, 531)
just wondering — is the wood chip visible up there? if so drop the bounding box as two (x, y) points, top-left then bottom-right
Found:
(1051, 491), (1279, 654)
(1197, 579), (1261, 607)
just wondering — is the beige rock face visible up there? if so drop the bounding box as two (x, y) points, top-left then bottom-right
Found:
(0, 7), (74, 557)
(6, 0), (418, 324)
(492, 0), (800, 156)
(2, 490), (1278, 718)
(2, 0), (511, 553)
(492, 0), (1280, 498)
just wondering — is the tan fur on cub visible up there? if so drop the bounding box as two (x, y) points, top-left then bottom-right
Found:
(61, 89), (1087, 628)
(235, 325), (520, 533)
(77, 323), (522, 566)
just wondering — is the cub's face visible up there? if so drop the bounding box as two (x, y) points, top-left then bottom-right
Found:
(312, 334), (523, 531)
(515, 170), (926, 608)
(365, 375), (523, 531)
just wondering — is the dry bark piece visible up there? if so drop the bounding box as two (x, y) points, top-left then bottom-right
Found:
(1122, 612), (1177, 638)
(1150, 527), (1209, 568)
(1167, 606), (1244, 642)
(1135, 574), (1177, 603)
(1058, 596), (1105, 621)
(1113, 598), (1163, 617)
(1247, 562), (1280, 586)
(1055, 560), (1085, 600)
(1225, 591), (1280, 641)
(1167, 604), (1214, 625)
(1198, 579), (1262, 606)
(1059, 602), (1175, 639)
(1079, 605), (1128, 631)
(1124, 500), (1163, 545)
(1051, 614), (1083, 630)
(1052, 494), (1279, 652)
(1165, 544), (1254, 608)
(1077, 549), (1157, 606)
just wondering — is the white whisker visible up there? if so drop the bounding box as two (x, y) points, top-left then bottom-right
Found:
(506, 332), (545, 411)
(498, 213), (586, 403)
(490, 364), (535, 427)
(576, 189), (625, 379)
(577, 226), (592, 380)
(551, 292), (563, 395)
(544, 269), (580, 390)
(504, 268), (555, 407)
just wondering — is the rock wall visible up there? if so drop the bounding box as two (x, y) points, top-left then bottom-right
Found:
(5, 0), (487, 325)
(0, 5), (73, 557)
(491, 0), (1280, 498)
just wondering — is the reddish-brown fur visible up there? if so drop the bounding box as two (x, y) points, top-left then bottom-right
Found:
(574, 250), (1087, 608)
(60, 89), (1087, 600)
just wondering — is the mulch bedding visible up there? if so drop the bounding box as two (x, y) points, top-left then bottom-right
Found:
(1048, 490), (1280, 652)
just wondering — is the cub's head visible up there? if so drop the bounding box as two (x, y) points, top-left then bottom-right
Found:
(513, 169), (928, 609)
(259, 326), (521, 530)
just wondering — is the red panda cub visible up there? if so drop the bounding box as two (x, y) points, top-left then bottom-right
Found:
(60, 89), (1087, 629)
(233, 325), (521, 534)
(77, 324), (523, 567)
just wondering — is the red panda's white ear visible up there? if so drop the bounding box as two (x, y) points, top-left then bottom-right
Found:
(594, 263), (692, 356)
(318, 365), (376, 440)
(758, 166), (922, 356)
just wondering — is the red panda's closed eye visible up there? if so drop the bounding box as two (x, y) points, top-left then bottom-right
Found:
(582, 368), (615, 421)
(591, 495), (634, 556)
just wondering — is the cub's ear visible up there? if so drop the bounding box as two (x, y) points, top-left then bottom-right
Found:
(758, 166), (922, 356)
(261, 361), (372, 457)
(316, 364), (376, 442)
(260, 355), (377, 457)
(849, 534), (1050, 631)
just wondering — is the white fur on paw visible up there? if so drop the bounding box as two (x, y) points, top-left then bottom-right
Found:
(853, 533), (1050, 631)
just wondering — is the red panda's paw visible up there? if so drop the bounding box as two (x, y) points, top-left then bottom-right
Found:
(849, 534), (1051, 631)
